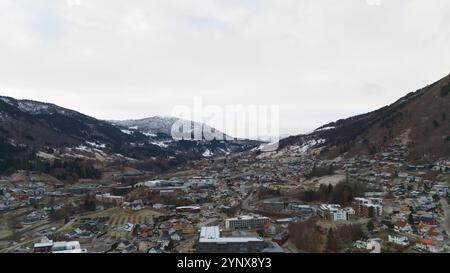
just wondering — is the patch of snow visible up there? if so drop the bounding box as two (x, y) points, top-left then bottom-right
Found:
(121, 129), (132, 135)
(0, 97), (12, 104)
(150, 141), (168, 148)
(17, 102), (50, 114)
(143, 132), (157, 137)
(219, 148), (230, 155)
(202, 149), (213, 157)
(75, 145), (90, 151)
(290, 138), (326, 154)
(315, 126), (335, 132)
(36, 151), (58, 160)
(85, 141), (106, 149)
(257, 142), (279, 152)
(6, 138), (17, 147)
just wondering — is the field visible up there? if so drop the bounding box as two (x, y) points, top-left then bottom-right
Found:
(80, 208), (165, 226)
(0, 229), (12, 241)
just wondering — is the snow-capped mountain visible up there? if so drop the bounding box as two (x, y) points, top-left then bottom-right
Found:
(0, 95), (139, 148)
(0, 95), (261, 174)
(110, 116), (231, 141)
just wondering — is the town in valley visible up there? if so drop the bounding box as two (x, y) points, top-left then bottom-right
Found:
(1, 132), (449, 254)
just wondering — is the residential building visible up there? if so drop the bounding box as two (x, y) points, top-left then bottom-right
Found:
(388, 234), (409, 246)
(318, 204), (354, 221)
(352, 197), (383, 218)
(225, 215), (270, 230)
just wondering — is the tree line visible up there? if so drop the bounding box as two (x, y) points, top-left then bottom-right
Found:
(298, 176), (366, 206)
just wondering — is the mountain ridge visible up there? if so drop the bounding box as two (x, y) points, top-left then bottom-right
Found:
(0, 95), (260, 174)
(279, 73), (450, 161)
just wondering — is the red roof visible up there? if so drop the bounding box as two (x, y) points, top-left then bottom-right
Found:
(420, 238), (437, 246)
(427, 228), (439, 237)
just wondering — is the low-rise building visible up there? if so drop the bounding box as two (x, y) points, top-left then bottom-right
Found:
(388, 234), (409, 246)
(95, 193), (124, 206)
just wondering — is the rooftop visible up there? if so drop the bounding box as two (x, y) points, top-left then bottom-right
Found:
(227, 215), (270, 221)
(199, 226), (264, 243)
(200, 226), (220, 240)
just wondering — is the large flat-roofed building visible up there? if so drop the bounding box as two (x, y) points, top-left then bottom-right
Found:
(33, 238), (87, 253)
(52, 241), (87, 253)
(287, 204), (315, 213)
(225, 215), (270, 230)
(95, 193), (124, 206)
(197, 226), (268, 253)
(263, 201), (285, 212)
(33, 238), (53, 253)
(176, 206), (201, 213)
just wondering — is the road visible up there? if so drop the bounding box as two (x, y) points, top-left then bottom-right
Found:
(241, 191), (256, 211)
(370, 242), (381, 254)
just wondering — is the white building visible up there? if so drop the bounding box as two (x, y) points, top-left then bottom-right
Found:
(388, 234), (409, 246)
(52, 241), (87, 253)
(198, 226), (267, 253)
(318, 204), (354, 221)
(34, 237), (87, 253)
(225, 215), (270, 230)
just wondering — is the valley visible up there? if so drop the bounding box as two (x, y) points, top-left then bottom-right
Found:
(0, 74), (449, 253)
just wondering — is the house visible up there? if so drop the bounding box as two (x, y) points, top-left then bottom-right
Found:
(394, 221), (413, 234)
(416, 238), (444, 253)
(171, 233), (182, 241)
(264, 222), (277, 235)
(388, 234), (409, 246)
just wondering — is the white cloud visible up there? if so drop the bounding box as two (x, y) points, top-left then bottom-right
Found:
(1, 0), (450, 136)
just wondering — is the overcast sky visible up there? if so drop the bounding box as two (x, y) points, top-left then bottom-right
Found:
(1, 0), (450, 137)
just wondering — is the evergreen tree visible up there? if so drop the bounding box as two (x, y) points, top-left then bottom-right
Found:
(367, 220), (375, 232)
(325, 228), (339, 253)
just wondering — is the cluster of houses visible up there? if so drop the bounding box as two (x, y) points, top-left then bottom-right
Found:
(0, 183), (46, 211)
(338, 142), (450, 253)
(2, 131), (449, 254)
(64, 217), (108, 240)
